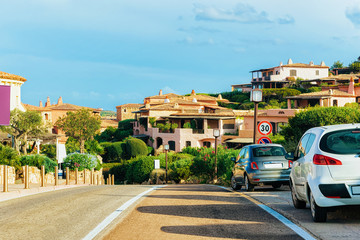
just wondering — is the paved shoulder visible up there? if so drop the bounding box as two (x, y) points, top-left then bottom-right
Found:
(104, 184), (304, 240)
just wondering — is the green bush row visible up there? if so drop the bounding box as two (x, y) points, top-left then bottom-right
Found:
(105, 146), (239, 184)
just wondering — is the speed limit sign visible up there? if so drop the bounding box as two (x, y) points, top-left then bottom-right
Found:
(258, 121), (272, 135)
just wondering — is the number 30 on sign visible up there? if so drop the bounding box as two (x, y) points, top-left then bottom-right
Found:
(258, 121), (272, 135)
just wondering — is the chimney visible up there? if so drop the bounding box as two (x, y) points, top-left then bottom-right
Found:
(287, 58), (293, 65)
(320, 61), (326, 67)
(159, 89), (163, 96)
(279, 61), (283, 66)
(39, 101), (43, 107)
(192, 98), (197, 103)
(45, 96), (51, 107)
(57, 96), (63, 105)
(217, 94), (223, 100)
(348, 77), (355, 95)
(309, 61), (314, 66)
(191, 89), (196, 95)
(164, 96), (170, 103)
(145, 100), (150, 108)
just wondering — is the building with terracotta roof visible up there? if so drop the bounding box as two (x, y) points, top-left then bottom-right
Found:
(0, 70), (27, 111)
(116, 103), (143, 121)
(132, 90), (237, 152)
(24, 97), (102, 143)
(286, 88), (356, 108)
(232, 59), (329, 91)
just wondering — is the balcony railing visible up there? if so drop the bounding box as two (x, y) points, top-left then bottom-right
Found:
(192, 129), (205, 134)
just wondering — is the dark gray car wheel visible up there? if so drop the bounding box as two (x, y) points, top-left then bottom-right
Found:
(231, 176), (241, 190)
(310, 190), (327, 222)
(244, 174), (254, 192)
(290, 181), (306, 209)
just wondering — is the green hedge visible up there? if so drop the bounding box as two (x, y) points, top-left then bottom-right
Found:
(125, 156), (154, 183)
(125, 137), (148, 158)
(20, 154), (57, 174)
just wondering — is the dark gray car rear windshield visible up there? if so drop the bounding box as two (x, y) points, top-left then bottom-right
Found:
(320, 129), (360, 154)
(252, 146), (286, 157)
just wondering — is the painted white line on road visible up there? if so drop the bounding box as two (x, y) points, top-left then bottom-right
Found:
(217, 186), (316, 240)
(258, 204), (316, 240)
(83, 185), (164, 240)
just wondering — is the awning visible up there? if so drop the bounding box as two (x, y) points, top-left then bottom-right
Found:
(225, 138), (253, 143)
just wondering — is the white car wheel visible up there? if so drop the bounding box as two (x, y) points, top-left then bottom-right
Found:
(310, 190), (327, 222)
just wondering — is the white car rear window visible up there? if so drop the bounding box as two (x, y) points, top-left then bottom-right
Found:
(320, 129), (360, 154)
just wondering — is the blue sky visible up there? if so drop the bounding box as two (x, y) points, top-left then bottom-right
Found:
(1, 0), (360, 111)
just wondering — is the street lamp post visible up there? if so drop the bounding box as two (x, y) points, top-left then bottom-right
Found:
(213, 129), (220, 182)
(251, 89), (263, 144)
(164, 144), (169, 183)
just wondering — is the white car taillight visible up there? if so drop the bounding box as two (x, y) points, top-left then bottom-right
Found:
(313, 154), (342, 165)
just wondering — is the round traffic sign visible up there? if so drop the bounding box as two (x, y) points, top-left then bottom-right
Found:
(257, 136), (272, 144)
(258, 121), (272, 135)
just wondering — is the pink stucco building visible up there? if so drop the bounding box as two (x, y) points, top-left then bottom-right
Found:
(132, 90), (237, 152)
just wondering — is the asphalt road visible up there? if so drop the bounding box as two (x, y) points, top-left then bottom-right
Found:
(0, 185), (155, 240)
(2, 184), (360, 240)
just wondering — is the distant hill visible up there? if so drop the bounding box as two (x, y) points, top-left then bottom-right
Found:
(101, 110), (116, 117)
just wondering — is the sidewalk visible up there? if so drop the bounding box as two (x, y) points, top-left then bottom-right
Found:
(0, 180), (90, 203)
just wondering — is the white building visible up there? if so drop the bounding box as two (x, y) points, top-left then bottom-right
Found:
(251, 59), (329, 89)
(0, 71), (26, 111)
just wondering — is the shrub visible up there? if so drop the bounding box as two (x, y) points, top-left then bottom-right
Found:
(147, 146), (154, 155)
(109, 162), (129, 183)
(0, 144), (21, 170)
(40, 144), (56, 159)
(85, 140), (104, 155)
(281, 106), (360, 143)
(169, 158), (193, 183)
(126, 156), (154, 183)
(100, 141), (125, 162)
(183, 122), (191, 128)
(63, 153), (98, 171)
(125, 137), (148, 158)
(20, 154), (57, 174)
(149, 169), (166, 183)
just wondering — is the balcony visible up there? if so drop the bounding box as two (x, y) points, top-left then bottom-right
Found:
(192, 129), (205, 134)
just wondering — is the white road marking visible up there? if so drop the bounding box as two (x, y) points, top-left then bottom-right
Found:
(217, 186), (316, 240)
(83, 186), (164, 240)
(258, 204), (316, 240)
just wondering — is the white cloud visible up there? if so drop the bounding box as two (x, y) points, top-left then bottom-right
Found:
(194, 3), (294, 25)
(162, 86), (177, 94)
(194, 3), (271, 23)
(346, 6), (360, 27)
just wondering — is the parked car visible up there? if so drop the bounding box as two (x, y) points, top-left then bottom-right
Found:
(288, 123), (360, 222)
(231, 144), (292, 192)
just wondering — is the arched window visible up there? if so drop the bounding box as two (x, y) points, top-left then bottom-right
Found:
(156, 137), (163, 149)
(45, 113), (49, 121)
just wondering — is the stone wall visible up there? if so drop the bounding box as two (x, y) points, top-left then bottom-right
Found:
(0, 165), (16, 184)
(22, 166), (55, 185)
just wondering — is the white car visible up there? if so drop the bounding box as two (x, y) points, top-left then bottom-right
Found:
(288, 123), (360, 222)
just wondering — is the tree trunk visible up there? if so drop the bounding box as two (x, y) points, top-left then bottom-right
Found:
(80, 139), (85, 154)
(14, 136), (20, 154)
(22, 133), (28, 155)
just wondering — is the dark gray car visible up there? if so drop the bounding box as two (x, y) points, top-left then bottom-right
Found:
(231, 144), (292, 191)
